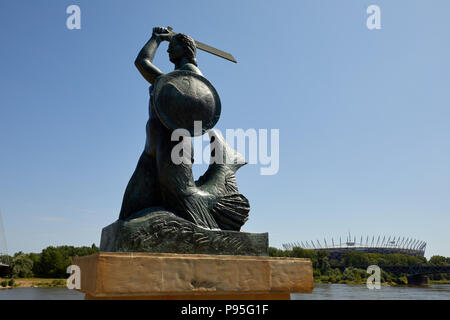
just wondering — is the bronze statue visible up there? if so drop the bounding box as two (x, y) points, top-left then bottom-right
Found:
(118, 27), (249, 231)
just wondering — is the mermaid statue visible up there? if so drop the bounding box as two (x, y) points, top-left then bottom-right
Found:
(118, 27), (250, 232)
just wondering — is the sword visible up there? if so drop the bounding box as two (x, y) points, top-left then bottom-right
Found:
(166, 26), (237, 63)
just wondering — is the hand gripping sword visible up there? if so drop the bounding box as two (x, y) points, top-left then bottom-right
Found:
(166, 26), (237, 63)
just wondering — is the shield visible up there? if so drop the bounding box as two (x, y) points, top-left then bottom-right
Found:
(151, 70), (221, 136)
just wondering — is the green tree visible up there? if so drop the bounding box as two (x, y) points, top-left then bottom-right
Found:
(319, 257), (331, 275)
(429, 256), (448, 265)
(35, 246), (66, 278)
(268, 247), (290, 257)
(0, 254), (12, 265)
(31, 245), (99, 278)
(329, 268), (342, 282)
(384, 254), (408, 266)
(11, 254), (34, 278)
(13, 251), (24, 258)
(343, 252), (369, 267)
(291, 247), (315, 259)
(342, 267), (358, 282)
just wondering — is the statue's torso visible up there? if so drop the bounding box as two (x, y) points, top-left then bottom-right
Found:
(145, 63), (203, 155)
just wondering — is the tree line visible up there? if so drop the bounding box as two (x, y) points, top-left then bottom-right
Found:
(2, 245), (449, 283)
(0, 244), (99, 278)
(269, 247), (450, 284)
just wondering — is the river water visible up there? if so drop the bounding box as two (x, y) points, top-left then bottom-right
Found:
(292, 283), (450, 300)
(0, 283), (449, 300)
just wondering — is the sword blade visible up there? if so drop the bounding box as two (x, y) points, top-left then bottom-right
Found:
(194, 40), (237, 63)
(166, 27), (237, 63)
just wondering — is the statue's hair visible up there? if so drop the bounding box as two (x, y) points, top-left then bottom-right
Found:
(172, 33), (197, 66)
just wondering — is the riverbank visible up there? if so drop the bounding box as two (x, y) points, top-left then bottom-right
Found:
(0, 278), (65, 289)
(315, 279), (395, 286)
(315, 279), (450, 286)
(429, 280), (450, 284)
(2, 277), (449, 290)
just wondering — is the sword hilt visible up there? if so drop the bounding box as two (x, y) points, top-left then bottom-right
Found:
(167, 26), (176, 37)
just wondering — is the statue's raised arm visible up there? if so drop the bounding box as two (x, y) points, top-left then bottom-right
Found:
(134, 27), (173, 84)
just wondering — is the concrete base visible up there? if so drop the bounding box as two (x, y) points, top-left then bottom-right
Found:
(73, 252), (313, 300)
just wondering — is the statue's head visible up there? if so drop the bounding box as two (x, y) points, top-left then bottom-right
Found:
(167, 33), (197, 66)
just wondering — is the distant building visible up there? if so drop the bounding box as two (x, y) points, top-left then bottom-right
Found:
(283, 233), (426, 261)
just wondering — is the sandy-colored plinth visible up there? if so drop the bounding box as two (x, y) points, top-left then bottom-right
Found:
(73, 252), (313, 300)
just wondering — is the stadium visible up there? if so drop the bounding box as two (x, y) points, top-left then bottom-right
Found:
(282, 234), (426, 260)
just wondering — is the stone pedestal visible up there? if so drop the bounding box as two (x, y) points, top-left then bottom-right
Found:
(73, 252), (313, 300)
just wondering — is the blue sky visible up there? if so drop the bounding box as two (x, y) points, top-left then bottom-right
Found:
(0, 0), (449, 259)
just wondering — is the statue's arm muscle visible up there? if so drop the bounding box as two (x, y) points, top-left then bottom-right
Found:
(134, 35), (164, 84)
